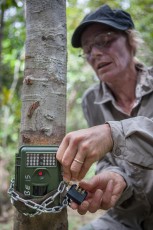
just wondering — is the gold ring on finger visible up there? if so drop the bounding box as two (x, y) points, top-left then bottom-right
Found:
(74, 158), (84, 164)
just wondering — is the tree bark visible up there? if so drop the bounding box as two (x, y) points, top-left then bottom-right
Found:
(14, 0), (68, 229)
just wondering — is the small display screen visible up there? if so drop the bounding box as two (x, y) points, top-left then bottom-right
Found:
(26, 153), (56, 167)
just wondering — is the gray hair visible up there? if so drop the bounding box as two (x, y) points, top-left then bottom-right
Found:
(125, 29), (144, 56)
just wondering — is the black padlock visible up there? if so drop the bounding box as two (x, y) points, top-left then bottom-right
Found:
(66, 184), (88, 205)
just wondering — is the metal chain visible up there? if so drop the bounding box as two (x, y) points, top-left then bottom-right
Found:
(8, 179), (69, 217)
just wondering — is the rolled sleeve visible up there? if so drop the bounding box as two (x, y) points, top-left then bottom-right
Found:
(107, 116), (153, 169)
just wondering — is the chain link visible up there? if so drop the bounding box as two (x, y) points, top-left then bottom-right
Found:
(8, 179), (69, 217)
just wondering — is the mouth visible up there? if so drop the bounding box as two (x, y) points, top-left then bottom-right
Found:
(97, 62), (111, 70)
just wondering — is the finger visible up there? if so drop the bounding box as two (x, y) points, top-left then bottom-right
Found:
(74, 154), (97, 181)
(70, 161), (85, 181)
(78, 164), (91, 181)
(57, 134), (77, 162)
(88, 189), (103, 213)
(79, 174), (101, 191)
(77, 160), (96, 181)
(79, 180), (91, 191)
(77, 201), (89, 215)
(101, 180), (114, 209)
(57, 136), (78, 181)
(70, 152), (87, 180)
(62, 146), (78, 181)
(70, 201), (79, 210)
(56, 135), (69, 162)
(56, 139), (72, 181)
(70, 200), (89, 215)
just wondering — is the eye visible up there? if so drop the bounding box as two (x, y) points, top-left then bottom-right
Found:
(94, 32), (118, 48)
(104, 37), (114, 47)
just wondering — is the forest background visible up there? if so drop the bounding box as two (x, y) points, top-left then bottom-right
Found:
(0, 0), (153, 229)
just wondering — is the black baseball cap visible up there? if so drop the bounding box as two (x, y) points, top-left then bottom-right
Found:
(72, 4), (135, 48)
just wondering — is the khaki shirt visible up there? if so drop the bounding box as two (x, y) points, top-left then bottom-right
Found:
(82, 65), (153, 228)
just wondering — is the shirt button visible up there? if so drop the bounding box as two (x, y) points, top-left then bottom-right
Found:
(115, 148), (121, 156)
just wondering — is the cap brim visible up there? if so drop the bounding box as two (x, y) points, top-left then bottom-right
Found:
(71, 20), (128, 48)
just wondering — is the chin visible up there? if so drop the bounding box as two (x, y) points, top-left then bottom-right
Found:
(99, 74), (111, 82)
(99, 75), (113, 83)
(99, 70), (118, 82)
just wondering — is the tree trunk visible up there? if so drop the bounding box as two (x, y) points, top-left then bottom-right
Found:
(13, 0), (68, 229)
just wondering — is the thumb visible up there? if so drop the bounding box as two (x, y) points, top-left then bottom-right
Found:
(79, 175), (99, 191)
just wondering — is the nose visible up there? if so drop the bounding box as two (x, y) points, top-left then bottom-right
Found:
(88, 45), (104, 61)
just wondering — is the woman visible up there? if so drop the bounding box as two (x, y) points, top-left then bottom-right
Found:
(57, 4), (153, 230)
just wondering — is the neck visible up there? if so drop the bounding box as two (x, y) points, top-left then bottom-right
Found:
(107, 67), (137, 115)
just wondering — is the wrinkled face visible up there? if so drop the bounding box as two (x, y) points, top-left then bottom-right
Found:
(81, 23), (133, 84)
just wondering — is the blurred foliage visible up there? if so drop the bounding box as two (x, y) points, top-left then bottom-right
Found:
(0, 0), (153, 168)
(0, 0), (25, 162)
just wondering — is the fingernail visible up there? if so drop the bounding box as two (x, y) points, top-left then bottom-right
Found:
(72, 178), (77, 182)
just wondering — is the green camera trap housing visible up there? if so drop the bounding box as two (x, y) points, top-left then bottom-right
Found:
(15, 145), (62, 198)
